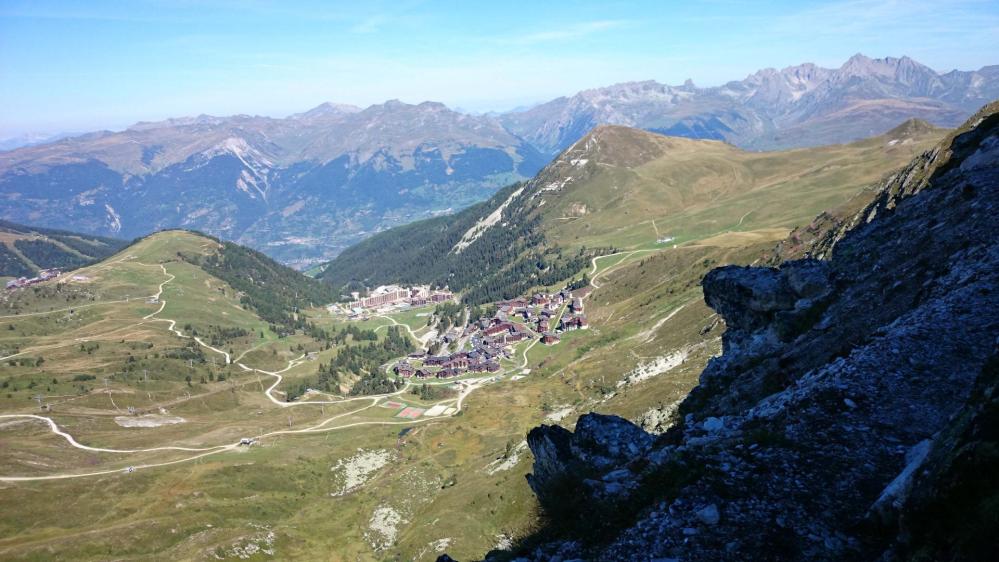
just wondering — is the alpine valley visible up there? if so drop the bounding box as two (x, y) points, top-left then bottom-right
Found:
(2, 54), (997, 268)
(1, 45), (998, 562)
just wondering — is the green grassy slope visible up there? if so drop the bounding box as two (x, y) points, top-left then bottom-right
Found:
(322, 120), (943, 302)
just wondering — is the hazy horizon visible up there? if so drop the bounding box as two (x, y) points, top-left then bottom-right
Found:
(2, 0), (998, 137)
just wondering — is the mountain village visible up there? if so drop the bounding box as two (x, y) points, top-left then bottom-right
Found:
(396, 286), (588, 378)
(325, 282), (589, 384)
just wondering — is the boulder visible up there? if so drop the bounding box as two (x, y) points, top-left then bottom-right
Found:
(526, 414), (653, 507)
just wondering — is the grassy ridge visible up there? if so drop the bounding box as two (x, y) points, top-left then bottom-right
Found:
(181, 238), (338, 331)
(321, 122), (943, 304)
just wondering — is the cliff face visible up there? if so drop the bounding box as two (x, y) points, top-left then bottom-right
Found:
(512, 101), (999, 561)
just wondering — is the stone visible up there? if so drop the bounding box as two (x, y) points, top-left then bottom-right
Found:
(602, 468), (633, 482)
(696, 503), (721, 525)
(703, 417), (725, 432)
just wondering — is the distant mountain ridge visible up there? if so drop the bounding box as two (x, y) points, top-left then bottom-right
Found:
(0, 54), (993, 267)
(501, 54), (999, 153)
(0, 100), (547, 268)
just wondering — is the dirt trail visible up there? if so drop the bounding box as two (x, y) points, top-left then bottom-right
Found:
(0, 261), (506, 482)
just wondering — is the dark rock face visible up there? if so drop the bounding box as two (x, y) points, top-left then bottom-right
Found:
(526, 414), (653, 508)
(702, 259), (833, 360)
(515, 102), (999, 561)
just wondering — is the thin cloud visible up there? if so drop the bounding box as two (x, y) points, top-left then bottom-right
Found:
(498, 19), (630, 46)
(350, 13), (389, 34)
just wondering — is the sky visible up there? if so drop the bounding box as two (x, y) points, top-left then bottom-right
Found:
(1, 0), (998, 137)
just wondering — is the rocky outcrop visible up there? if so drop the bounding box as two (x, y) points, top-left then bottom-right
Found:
(526, 414), (653, 508)
(511, 101), (999, 561)
(702, 259), (832, 364)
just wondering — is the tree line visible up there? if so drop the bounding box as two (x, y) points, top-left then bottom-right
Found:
(320, 182), (613, 306)
(283, 325), (413, 401)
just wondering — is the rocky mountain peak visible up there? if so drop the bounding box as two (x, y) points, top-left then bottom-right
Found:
(503, 54), (997, 154)
(127, 113), (227, 132)
(293, 102), (362, 120)
(883, 117), (938, 138)
(836, 52), (936, 81)
(559, 125), (683, 169)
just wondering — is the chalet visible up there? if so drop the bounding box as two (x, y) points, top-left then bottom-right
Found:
(414, 369), (431, 379)
(424, 355), (449, 366)
(560, 315), (588, 331)
(542, 332), (560, 345)
(570, 298), (584, 313)
(484, 322), (513, 336)
(443, 356), (469, 370)
(437, 368), (461, 379)
(505, 331), (526, 343)
(394, 362), (415, 377)
(484, 361), (501, 372)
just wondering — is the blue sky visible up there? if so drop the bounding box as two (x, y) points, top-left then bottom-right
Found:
(1, 0), (997, 136)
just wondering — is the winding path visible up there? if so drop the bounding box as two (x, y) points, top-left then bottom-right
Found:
(587, 249), (658, 292)
(0, 262), (493, 482)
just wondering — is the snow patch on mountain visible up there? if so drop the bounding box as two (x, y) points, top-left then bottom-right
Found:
(202, 137), (273, 201)
(104, 204), (122, 232)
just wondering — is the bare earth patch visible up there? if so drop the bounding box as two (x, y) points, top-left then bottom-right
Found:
(114, 414), (186, 428)
(366, 505), (405, 551)
(330, 449), (393, 496)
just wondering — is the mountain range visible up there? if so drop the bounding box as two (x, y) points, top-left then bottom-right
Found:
(321, 117), (944, 299)
(500, 53), (999, 153)
(1, 54), (995, 267)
